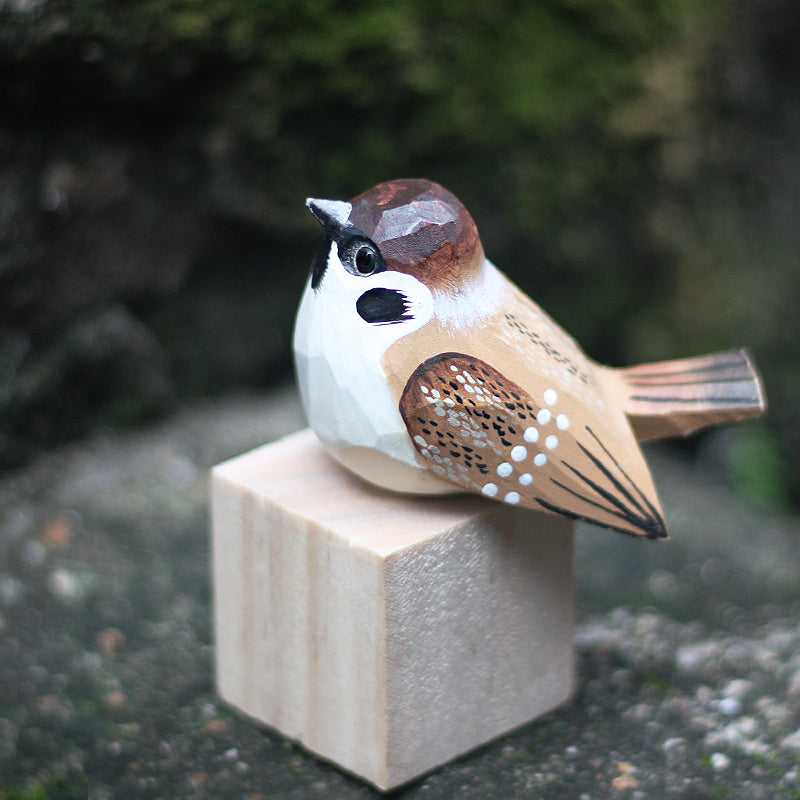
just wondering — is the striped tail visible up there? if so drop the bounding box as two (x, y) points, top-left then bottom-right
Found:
(617, 348), (766, 442)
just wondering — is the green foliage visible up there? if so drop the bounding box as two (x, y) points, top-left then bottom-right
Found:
(0, 776), (84, 800)
(725, 426), (791, 511)
(67, 0), (707, 199)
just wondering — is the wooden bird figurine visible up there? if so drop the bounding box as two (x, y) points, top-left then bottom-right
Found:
(293, 179), (766, 538)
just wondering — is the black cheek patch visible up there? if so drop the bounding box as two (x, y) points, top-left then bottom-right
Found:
(356, 288), (413, 324)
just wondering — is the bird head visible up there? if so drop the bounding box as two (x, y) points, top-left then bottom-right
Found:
(304, 179), (486, 329)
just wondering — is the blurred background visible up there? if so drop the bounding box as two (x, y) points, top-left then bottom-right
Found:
(1, 0), (798, 510)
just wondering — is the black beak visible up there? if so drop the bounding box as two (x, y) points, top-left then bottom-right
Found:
(306, 198), (352, 238)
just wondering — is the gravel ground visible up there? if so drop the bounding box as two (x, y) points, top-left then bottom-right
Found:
(1, 385), (799, 799)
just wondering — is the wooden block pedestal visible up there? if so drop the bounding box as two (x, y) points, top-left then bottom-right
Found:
(211, 429), (575, 791)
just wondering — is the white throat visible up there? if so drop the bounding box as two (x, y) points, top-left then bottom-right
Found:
(293, 245), (452, 492)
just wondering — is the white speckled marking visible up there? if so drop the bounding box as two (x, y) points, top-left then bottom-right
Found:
(537, 409), (551, 425)
(482, 482), (499, 497)
(519, 473), (533, 486)
(545, 435), (559, 450)
(523, 427), (539, 443)
(504, 491), (520, 505)
(510, 445), (527, 462)
(534, 453), (547, 467)
(544, 389), (557, 406)
(497, 462), (513, 478)
(557, 414), (569, 430)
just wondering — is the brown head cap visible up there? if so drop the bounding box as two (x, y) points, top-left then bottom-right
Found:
(347, 179), (484, 291)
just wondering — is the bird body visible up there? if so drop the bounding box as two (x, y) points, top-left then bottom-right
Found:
(293, 179), (765, 538)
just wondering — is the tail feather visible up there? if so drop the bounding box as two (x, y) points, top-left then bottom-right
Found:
(616, 348), (766, 442)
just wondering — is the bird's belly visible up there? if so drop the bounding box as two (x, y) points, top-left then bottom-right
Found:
(331, 443), (462, 495)
(294, 349), (456, 495)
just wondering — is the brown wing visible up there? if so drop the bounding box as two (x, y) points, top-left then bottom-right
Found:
(399, 352), (668, 539)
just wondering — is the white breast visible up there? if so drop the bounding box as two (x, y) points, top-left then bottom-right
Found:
(292, 249), (456, 494)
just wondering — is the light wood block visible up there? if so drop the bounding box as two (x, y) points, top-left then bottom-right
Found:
(211, 428), (575, 791)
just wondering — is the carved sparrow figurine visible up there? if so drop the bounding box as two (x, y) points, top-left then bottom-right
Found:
(293, 179), (765, 538)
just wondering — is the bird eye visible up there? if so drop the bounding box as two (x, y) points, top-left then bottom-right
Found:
(355, 246), (377, 274)
(340, 236), (384, 277)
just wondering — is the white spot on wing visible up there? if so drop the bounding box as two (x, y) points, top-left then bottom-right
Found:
(510, 445), (527, 462)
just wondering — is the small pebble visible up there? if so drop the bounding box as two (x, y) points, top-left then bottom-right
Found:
(40, 511), (78, 550)
(103, 691), (127, 709)
(21, 539), (47, 568)
(662, 737), (685, 752)
(612, 774), (639, 790)
(723, 679), (753, 699)
(202, 718), (230, 735)
(47, 568), (84, 603)
(719, 696), (741, 715)
(781, 730), (800, 752)
(0, 577), (23, 607)
(710, 752), (730, 770)
(96, 627), (126, 656)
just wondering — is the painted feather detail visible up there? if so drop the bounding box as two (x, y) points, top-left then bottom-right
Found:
(536, 427), (667, 539)
(619, 348), (765, 441)
(399, 352), (668, 538)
